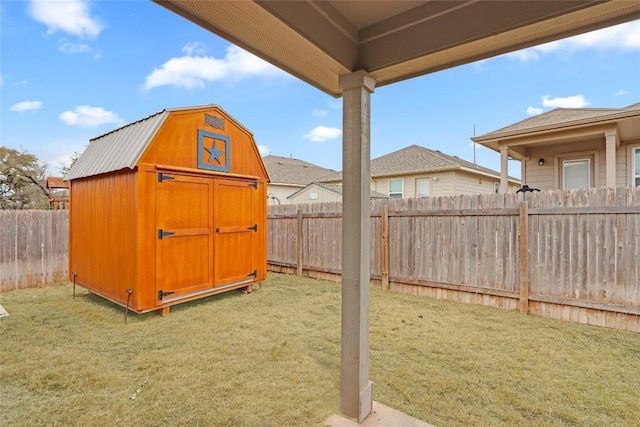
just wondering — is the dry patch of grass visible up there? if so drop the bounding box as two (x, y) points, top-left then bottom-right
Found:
(1, 273), (639, 426)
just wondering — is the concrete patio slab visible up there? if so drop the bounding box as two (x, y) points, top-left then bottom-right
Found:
(324, 401), (434, 427)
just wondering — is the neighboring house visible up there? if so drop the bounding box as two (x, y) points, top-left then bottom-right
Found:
(262, 155), (337, 204)
(472, 103), (640, 192)
(320, 144), (519, 198)
(287, 182), (389, 204)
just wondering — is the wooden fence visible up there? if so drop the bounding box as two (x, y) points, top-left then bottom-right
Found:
(267, 187), (640, 332)
(0, 210), (69, 291)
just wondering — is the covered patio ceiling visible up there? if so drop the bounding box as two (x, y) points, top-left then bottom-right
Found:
(155, 0), (640, 97)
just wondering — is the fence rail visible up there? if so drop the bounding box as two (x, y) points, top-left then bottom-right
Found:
(267, 187), (640, 332)
(0, 210), (69, 291)
(2, 188), (639, 332)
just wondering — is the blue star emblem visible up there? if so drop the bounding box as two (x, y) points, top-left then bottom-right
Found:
(205, 141), (224, 164)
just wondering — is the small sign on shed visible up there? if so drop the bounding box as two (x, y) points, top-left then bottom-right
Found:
(65, 105), (269, 315)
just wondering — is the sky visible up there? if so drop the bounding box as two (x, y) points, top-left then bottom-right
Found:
(1, 0), (639, 179)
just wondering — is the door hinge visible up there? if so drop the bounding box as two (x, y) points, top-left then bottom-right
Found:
(158, 172), (175, 183)
(247, 224), (257, 232)
(247, 270), (257, 278)
(248, 182), (258, 189)
(158, 290), (175, 300)
(158, 229), (175, 239)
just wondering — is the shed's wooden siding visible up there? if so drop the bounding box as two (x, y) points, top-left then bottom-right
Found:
(69, 105), (268, 314)
(69, 170), (138, 305)
(138, 107), (268, 181)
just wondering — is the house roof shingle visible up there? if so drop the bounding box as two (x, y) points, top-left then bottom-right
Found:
(320, 144), (507, 182)
(473, 102), (640, 141)
(262, 155), (336, 186)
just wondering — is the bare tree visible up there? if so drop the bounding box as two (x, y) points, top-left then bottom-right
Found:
(60, 151), (81, 177)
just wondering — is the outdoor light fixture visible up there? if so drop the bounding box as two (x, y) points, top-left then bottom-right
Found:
(538, 158), (545, 166)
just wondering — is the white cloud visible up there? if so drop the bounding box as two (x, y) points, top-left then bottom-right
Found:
(257, 144), (270, 156)
(312, 109), (328, 117)
(304, 126), (342, 142)
(615, 89), (629, 96)
(506, 21), (640, 62)
(57, 39), (101, 58)
(182, 42), (207, 56)
(10, 100), (43, 112)
(59, 105), (123, 128)
(526, 106), (544, 115)
(143, 45), (285, 91)
(29, 0), (103, 39)
(541, 95), (590, 109)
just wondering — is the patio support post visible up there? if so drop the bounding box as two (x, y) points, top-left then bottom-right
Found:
(339, 69), (375, 423)
(605, 129), (618, 188)
(500, 144), (509, 193)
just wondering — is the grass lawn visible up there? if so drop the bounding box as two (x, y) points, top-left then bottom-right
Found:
(1, 273), (639, 426)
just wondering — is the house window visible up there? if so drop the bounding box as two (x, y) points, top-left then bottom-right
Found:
(563, 158), (590, 190)
(634, 147), (640, 187)
(388, 179), (403, 198)
(494, 182), (500, 194)
(416, 178), (430, 197)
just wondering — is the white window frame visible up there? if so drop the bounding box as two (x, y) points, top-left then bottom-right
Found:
(388, 178), (403, 198)
(562, 158), (591, 190)
(416, 177), (431, 197)
(553, 150), (598, 190)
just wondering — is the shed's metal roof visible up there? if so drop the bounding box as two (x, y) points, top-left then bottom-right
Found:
(65, 110), (168, 181)
(65, 104), (243, 181)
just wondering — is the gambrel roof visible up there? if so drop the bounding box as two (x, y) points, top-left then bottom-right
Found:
(65, 105), (253, 181)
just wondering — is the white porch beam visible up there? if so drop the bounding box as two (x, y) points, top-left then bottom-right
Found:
(500, 144), (509, 193)
(339, 70), (375, 423)
(605, 129), (618, 188)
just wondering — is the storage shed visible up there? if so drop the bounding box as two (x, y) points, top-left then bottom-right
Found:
(65, 105), (269, 315)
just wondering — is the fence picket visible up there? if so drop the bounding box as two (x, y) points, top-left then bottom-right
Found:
(266, 187), (640, 332)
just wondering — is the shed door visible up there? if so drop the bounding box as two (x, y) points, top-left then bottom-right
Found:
(213, 178), (258, 286)
(156, 173), (212, 302)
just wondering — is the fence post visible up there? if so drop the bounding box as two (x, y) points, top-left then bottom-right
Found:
(518, 201), (529, 314)
(14, 212), (19, 291)
(296, 209), (303, 276)
(381, 205), (389, 290)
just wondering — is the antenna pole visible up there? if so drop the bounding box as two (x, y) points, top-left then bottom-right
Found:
(473, 124), (476, 164)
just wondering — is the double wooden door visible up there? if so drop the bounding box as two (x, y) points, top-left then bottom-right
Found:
(155, 172), (259, 303)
